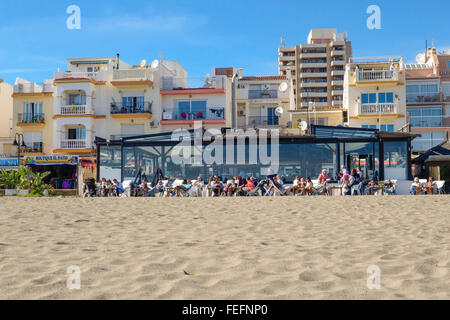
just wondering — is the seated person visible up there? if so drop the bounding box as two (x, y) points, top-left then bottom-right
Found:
(176, 180), (192, 196)
(242, 177), (255, 193)
(112, 179), (124, 196)
(365, 179), (378, 195)
(148, 180), (164, 197)
(305, 177), (314, 195)
(384, 179), (396, 195)
(140, 180), (150, 197)
(424, 177), (437, 195)
(316, 169), (329, 195)
(190, 176), (204, 197)
(410, 177), (422, 195)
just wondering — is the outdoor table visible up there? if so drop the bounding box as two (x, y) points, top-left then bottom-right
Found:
(327, 185), (343, 196)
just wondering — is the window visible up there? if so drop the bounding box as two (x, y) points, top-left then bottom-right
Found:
(361, 92), (393, 104)
(412, 131), (446, 151)
(380, 124), (394, 132)
(67, 127), (86, 140)
(407, 107), (442, 127)
(447, 60), (450, 69)
(87, 66), (100, 72)
(23, 132), (43, 151)
(122, 96), (145, 112)
(24, 102), (43, 123)
(176, 100), (207, 120)
(68, 93), (86, 105)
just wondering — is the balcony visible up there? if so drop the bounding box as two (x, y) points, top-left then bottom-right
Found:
(409, 115), (444, 128)
(300, 92), (327, 98)
(299, 52), (327, 58)
(59, 104), (88, 115)
(54, 71), (106, 82)
(355, 69), (398, 83)
(331, 60), (345, 67)
(300, 102), (328, 108)
(300, 82), (327, 88)
(301, 72), (327, 78)
(332, 89), (343, 96)
(331, 50), (345, 57)
(331, 70), (345, 76)
(248, 90), (278, 99)
(247, 116), (279, 127)
(300, 62), (327, 68)
(111, 69), (153, 86)
(60, 139), (87, 149)
(279, 55), (295, 61)
(332, 100), (343, 107)
(14, 83), (53, 94)
(360, 103), (395, 114)
(331, 80), (344, 86)
(21, 142), (44, 154)
(110, 102), (152, 119)
(406, 94), (441, 103)
(17, 113), (45, 126)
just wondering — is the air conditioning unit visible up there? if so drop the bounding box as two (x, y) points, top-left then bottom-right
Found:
(149, 121), (157, 128)
(162, 111), (172, 120)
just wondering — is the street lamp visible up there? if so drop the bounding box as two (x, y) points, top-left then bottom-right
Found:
(308, 101), (313, 131)
(13, 133), (26, 167)
(231, 72), (242, 129)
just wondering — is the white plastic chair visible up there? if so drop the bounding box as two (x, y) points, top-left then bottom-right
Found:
(436, 181), (445, 194)
(351, 182), (363, 195)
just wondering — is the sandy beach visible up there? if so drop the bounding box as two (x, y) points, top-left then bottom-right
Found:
(0, 196), (448, 300)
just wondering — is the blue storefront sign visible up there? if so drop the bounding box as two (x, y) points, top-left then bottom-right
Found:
(0, 158), (19, 168)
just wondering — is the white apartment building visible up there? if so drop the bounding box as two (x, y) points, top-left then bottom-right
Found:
(12, 56), (232, 157)
(279, 29), (352, 126)
(0, 79), (13, 154)
(343, 57), (407, 132)
(236, 74), (291, 129)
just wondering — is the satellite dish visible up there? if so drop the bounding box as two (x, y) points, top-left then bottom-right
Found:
(139, 59), (147, 68)
(300, 121), (308, 131)
(279, 82), (288, 92)
(150, 60), (159, 69)
(274, 106), (283, 117)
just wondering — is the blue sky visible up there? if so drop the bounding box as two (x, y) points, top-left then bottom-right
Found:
(0, 0), (449, 85)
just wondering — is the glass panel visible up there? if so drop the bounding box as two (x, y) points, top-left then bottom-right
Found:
(191, 101), (207, 119)
(361, 94), (368, 104)
(99, 145), (122, 181)
(369, 93), (377, 103)
(386, 92), (394, 103)
(384, 141), (407, 180)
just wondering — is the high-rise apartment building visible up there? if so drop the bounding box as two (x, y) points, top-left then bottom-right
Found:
(278, 29), (352, 126)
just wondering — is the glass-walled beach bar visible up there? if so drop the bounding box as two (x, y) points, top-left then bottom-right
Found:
(95, 126), (418, 183)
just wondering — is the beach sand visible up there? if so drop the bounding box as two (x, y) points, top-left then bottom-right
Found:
(0, 196), (448, 300)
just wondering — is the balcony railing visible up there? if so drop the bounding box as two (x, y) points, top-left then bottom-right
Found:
(21, 142), (43, 153)
(112, 69), (153, 82)
(357, 70), (397, 82)
(247, 116), (279, 127)
(60, 139), (87, 149)
(360, 103), (395, 114)
(406, 94), (440, 103)
(14, 83), (53, 94)
(17, 113), (45, 124)
(408, 115), (445, 128)
(60, 105), (88, 115)
(248, 90), (278, 99)
(54, 71), (106, 82)
(110, 102), (152, 114)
